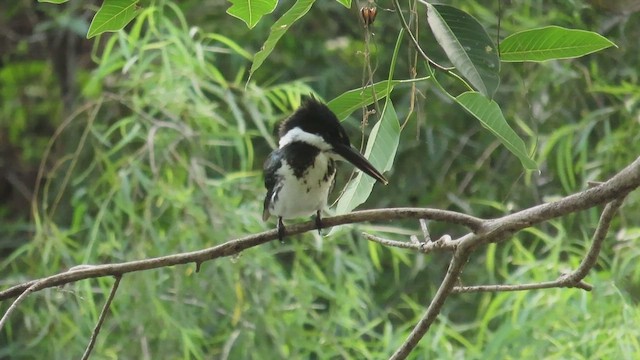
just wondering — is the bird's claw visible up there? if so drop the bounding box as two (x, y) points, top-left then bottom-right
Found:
(315, 210), (323, 236)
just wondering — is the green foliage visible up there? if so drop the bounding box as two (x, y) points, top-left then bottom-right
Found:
(426, 3), (500, 98)
(336, 101), (400, 214)
(2, 0), (640, 359)
(87, 0), (140, 38)
(250, 0), (317, 78)
(226, 0), (277, 29)
(500, 26), (617, 62)
(456, 91), (537, 169)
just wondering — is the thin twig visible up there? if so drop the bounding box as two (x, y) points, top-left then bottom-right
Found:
(453, 197), (627, 294)
(363, 232), (457, 253)
(391, 0), (453, 72)
(389, 237), (475, 360)
(419, 219), (431, 242)
(81, 275), (122, 360)
(0, 280), (43, 330)
(560, 197), (626, 283)
(452, 279), (593, 294)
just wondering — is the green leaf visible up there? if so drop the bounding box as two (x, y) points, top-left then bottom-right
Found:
(250, 0), (316, 77)
(328, 80), (401, 121)
(426, 4), (500, 97)
(226, 0), (278, 29)
(327, 77), (429, 120)
(456, 91), (537, 170)
(335, 0), (352, 7)
(87, 0), (140, 39)
(336, 102), (400, 214)
(38, 0), (69, 3)
(500, 26), (616, 62)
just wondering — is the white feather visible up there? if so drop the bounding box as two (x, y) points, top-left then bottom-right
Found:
(278, 127), (331, 150)
(268, 152), (335, 219)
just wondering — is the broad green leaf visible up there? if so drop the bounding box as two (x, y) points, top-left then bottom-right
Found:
(456, 92), (537, 169)
(426, 4), (500, 97)
(38, 0), (68, 3)
(327, 77), (429, 120)
(250, 0), (316, 76)
(336, 102), (400, 214)
(500, 26), (616, 62)
(335, 0), (352, 7)
(226, 0), (277, 29)
(87, 0), (140, 39)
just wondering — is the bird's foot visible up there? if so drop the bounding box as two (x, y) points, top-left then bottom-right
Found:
(315, 210), (323, 236)
(277, 217), (286, 243)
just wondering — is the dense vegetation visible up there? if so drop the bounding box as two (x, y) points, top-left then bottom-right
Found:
(1, 0), (640, 358)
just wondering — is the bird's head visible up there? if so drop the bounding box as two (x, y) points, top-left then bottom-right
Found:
(278, 98), (388, 185)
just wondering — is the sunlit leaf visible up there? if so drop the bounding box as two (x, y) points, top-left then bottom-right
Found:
(426, 4), (500, 97)
(250, 0), (316, 76)
(456, 91), (537, 169)
(336, 102), (399, 214)
(86, 0), (140, 39)
(226, 0), (278, 29)
(500, 26), (616, 62)
(335, 0), (352, 7)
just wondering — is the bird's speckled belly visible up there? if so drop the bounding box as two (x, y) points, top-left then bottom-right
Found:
(269, 153), (335, 219)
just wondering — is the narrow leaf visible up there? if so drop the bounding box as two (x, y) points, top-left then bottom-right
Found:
(327, 77), (429, 120)
(500, 26), (616, 62)
(426, 4), (500, 97)
(456, 92), (537, 170)
(250, 0), (316, 76)
(327, 80), (401, 120)
(226, 0), (278, 29)
(38, 0), (69, 3)
(336, 102), (400, 214)
(335, 0), (352, 7)
(87, 0), (140, 39)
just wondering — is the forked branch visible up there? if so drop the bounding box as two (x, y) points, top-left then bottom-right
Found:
(1, 156), (639, 360)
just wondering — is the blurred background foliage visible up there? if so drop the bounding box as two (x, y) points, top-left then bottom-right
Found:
(1, 0), (640, 358)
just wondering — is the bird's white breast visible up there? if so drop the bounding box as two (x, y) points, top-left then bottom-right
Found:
(269, 152), (335, 219)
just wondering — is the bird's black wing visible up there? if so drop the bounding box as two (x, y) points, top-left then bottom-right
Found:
(262, 149), (283, 221)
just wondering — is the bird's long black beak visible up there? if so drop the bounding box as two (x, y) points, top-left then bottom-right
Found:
(333, 144), (388, 185)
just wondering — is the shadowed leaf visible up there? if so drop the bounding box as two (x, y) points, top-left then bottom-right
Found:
(456, 91), (537, 169)
(426, 4), (500, 97)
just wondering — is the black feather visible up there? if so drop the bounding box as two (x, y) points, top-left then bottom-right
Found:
(279, 98), (351, 147)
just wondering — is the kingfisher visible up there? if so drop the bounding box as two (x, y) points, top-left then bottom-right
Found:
(262, 98), (388, 242)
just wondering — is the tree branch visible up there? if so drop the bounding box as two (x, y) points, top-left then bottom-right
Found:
(1, 156), (639, 359)
(0, 208), (482, 302)
(387, 155), (639, 359)
(453, 197), (626, 294)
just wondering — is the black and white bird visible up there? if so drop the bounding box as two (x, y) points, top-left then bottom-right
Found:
(262, 98), (388, 241)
